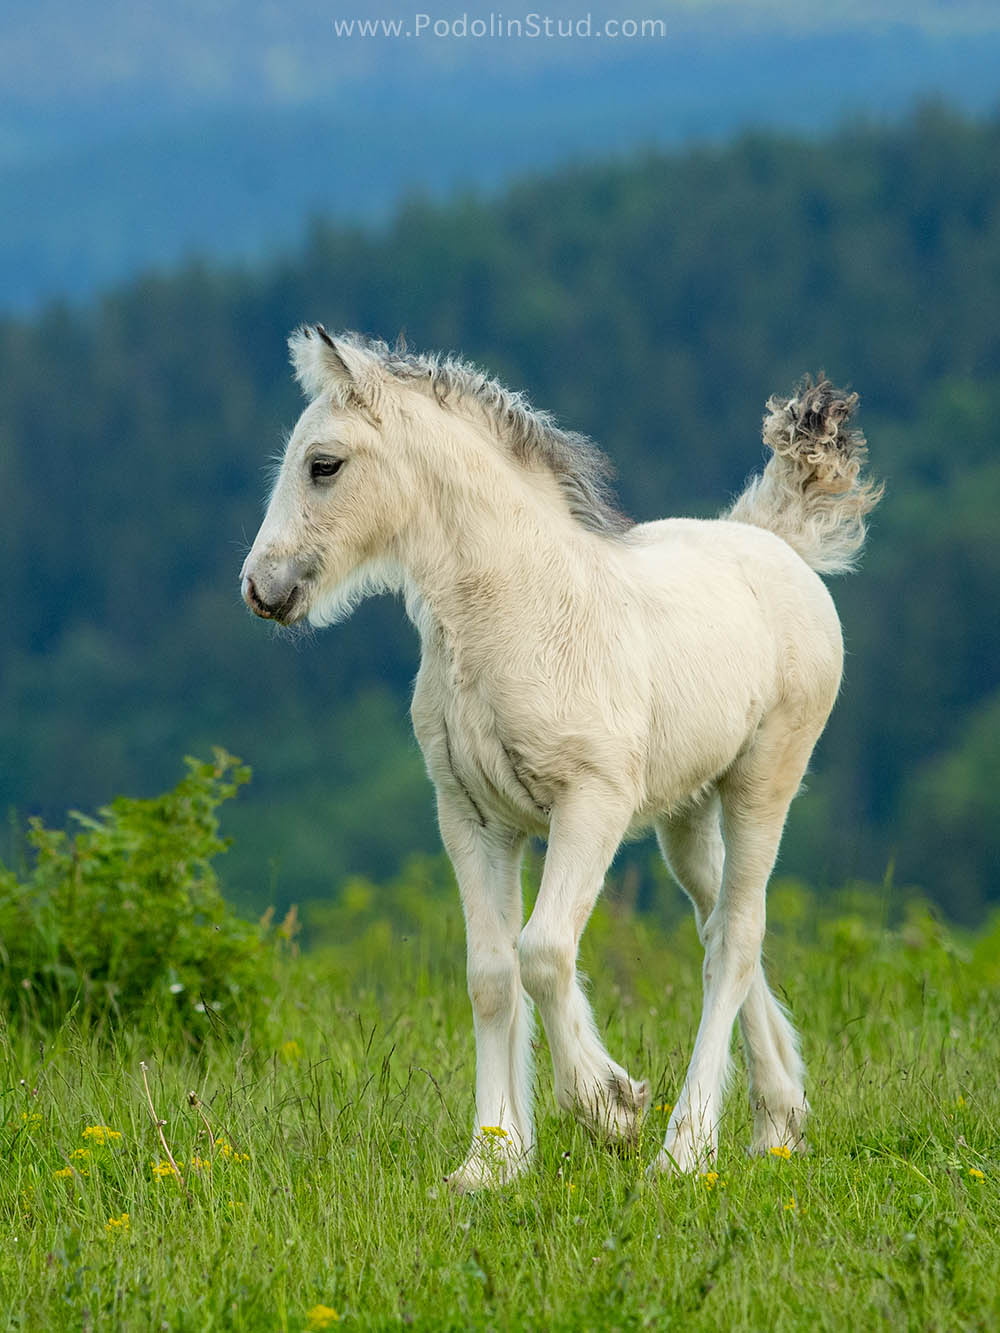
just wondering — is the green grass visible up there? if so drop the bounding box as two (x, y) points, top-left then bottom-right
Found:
(2, 887), (1000, 1331)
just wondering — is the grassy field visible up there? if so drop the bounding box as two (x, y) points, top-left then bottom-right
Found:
(2, 881), (1000, 1331)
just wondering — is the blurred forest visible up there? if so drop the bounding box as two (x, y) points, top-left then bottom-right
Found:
(2, 104), (998, 922)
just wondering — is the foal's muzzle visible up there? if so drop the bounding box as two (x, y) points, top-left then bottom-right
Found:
(242, 575), (302, 623)
(240, 552), (309, 625)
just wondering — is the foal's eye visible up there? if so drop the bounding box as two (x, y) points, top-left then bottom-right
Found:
(310, 456), (344, 482)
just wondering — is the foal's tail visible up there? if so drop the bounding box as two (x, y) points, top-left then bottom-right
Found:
(726, 376), (883, 575)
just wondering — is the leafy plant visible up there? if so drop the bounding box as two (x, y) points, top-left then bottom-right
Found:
(0, 750), (273, 1036)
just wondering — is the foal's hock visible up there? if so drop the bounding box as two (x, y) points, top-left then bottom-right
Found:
(241, 328), (881, 1189)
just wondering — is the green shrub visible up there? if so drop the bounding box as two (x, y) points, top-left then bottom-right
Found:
(0, 750), (273, 1036)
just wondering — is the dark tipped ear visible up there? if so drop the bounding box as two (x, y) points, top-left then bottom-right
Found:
(288, 326), (372, 402)
(314, 324), (354, 381)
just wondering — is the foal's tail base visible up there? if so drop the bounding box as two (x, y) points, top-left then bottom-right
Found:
(727, 376), (884, 575)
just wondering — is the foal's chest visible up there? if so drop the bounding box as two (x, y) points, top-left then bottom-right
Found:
(412, 652), (554, 836)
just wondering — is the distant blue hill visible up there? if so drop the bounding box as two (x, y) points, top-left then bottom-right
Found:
(3, 27), (999, 312)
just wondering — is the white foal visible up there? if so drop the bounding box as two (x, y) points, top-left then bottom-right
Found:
(241, 327), (881, 1187)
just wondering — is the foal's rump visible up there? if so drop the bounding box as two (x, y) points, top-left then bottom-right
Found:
(624, 517), (843, 813)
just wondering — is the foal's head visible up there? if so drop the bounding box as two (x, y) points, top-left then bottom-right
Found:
(241, 326), (627, 626)
(241, 327), (417, 627)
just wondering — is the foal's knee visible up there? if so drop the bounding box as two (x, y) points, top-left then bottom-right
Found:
(702, 904), (765, 990)
(467, 950), (519, 1024)
(518, 925), (573, 1004)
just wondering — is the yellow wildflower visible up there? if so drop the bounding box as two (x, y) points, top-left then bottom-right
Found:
(53, 1167), (74, 1179)
(701, 1171), (720, 1190)
(655, 1102), (672, 1114)
(227, 1200), (245, 1212)
(83, 1125), (122, 1145)
(21, 1111), (42, 1126)
(188, 1155), (212, 1171)
(279, 1039), (303, 1065)
(214, 1138), (250, 1163)
(105, 1213), (130, 1236)
(968, 1167), (985, 1182)
(306, 1305), (340, 1329)
(479, 1125), (509, 1139)
(69, 1148), (91, 1161)
(784, 1197), (797, 1211)
(151, 1160), (181, 1179)
(954, 1096), (967, 1110)
(769, 1145), (792, 1160)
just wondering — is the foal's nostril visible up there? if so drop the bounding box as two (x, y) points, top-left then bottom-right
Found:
(244, 576), (276, 619)
(244, 574), (300, 623)
(244, 576), (265, 615)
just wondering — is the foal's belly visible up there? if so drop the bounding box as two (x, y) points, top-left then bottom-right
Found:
(439, 681), (759, 840)
(417, 606), (776, 832)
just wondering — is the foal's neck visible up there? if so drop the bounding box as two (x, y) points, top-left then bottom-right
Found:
(399, 410), (587, 644)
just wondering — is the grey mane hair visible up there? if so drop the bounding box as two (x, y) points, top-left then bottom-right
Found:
(336, 331), (631, 537)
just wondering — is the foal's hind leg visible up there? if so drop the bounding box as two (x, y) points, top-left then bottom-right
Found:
(653, 720), (818, 1174)
(518, 788), (650, 1142)
(655, 792), (808, 1160)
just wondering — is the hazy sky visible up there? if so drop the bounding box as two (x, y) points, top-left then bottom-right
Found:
(4, 0), (999, 116)
(4, 0), (998, 308)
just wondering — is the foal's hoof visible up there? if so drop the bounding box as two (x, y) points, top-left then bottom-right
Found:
(649, 1112), (717, 1176)
(444, 1159), (521, 1194)
(576, 1072), (651, 1146)
(647, 1149), (683, 1177)
(647, 1143), (715, 1177)
(748, 1134), (809, 1159)
(445, 1163), (494, 1194)
(750, 1103), (809, 1158)
(445, 1130), (529, 1193)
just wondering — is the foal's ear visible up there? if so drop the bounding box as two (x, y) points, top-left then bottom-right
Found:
(287, 326), (375, 405)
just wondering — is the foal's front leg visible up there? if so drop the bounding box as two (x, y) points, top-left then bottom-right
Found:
(518, 791), (650, 1142)
(438, 799), (533, 1191)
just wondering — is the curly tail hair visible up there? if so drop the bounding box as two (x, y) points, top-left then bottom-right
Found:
(726, 376), (884, 575)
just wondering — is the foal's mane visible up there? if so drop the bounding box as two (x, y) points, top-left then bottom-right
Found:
(345, 332), (631, 537)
